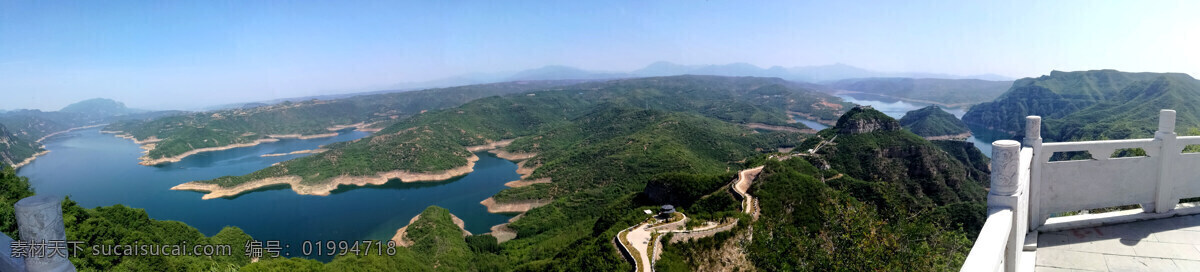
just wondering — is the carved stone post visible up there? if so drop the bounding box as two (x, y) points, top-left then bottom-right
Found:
(989, 140), (1023, 272)
(990, 140), (1021, 196)
(1155, 110), (1178, 213)
(1024, 117), (1045, 231)
(15, 195), (76, 272)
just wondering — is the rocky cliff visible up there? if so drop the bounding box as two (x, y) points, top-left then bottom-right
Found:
(962, 70), (1191, 135)
(822, 106), (987, 207)
(0, 124), (40, 167)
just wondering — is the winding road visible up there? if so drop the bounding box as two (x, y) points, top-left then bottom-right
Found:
(732, 166), (764, 219)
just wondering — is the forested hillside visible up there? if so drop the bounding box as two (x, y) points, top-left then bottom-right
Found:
(900, 105), (971, 138)
(182, 75), (845, 270)
(646, 107), (989, 271)
(192, 75), (843, 191)
(103, 80), (587, 164)
(0, 79), (994, 271)
(741, 107), (987, 270)
(962, 70), (1193, 136)
(0, 124), (39, 167)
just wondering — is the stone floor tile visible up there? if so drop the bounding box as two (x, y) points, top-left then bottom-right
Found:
(1035, 266), (1102, 272)
(1036, 248), (1109, 271)
(1152, 230), (1200, 245)
(1071, 239), (1139, 256)
(1131, 241), (1200, 260)
(1173, 259), (1200, 271)
(1104, 255), (1180, 272)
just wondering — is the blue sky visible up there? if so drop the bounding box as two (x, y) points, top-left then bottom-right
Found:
(1, 1), (1198, 110)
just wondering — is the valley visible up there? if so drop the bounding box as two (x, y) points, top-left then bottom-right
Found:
(0, 70), (1190, 271)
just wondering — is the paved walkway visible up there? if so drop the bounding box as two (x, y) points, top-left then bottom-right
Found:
(1037, 214), (1200, 271)
(625, 223), (654, 272)
(732, 166), (764, 219)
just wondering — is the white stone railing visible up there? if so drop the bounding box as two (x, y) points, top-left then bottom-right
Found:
(962, 109), (1195, 271)
(961, 209), (1012, 272)
(961, 139), (1030, 272)
(1030, 110), (1200, 227)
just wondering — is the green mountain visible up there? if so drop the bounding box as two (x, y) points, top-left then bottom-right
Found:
(828, 77), (1012, 107)
(103, 80), (596, 164)
(900, 105), (970, 138)
(0, 78), (994, 270)
(1043, 75), (1200, 141)
(820, 106), (987, 209)
(0, 110), (88, 142)
(0, 124), (41, 167)
(194, 75), (843, 191)
(187, 75), (840, 271)
(655, 107), (989, 271)
(962, 70), (1188, 135)
(745, 158), (977, 270)
(60, 98), (138, 117)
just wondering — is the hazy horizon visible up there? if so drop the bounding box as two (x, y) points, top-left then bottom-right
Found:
(2, 1), (1198, 111)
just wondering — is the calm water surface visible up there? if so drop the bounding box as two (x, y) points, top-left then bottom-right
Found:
(795, 119), (829, 131)
(18, 128), (519, 260)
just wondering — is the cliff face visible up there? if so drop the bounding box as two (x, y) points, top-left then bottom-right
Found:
(962, 70), (1192, 135)
(834, 106), (901, 134)
(822, 107), (988, 207)
(0, 124), (40, 167)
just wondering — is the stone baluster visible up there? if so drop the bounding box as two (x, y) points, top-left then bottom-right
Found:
(1154, 110), (1178, 213)
(15, 195), (76, 272)
(989, 140), (1023, 272)
(990, 140), (1021, 196)
(1024, 117), (1045, 230)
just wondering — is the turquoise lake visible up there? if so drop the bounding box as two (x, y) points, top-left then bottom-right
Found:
(16, 128), (520, 260)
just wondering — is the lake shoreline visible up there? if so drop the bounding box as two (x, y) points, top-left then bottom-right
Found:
(171, 153), (481, 199)
(391, 212), (471, 247)
(137, 138), (284, 166)
(786, 111), (837, 126)
(172, 138), (541, 199)
(923, 132), (973, 141)
(745, 123), (816, 134)
(13, 124), (110, 168)
(479, 197), (549, 214)
(11, 150), (49, 169)
(475, 142), (554, 242)
(37, 124), (109, 143)
(106, 123), (380, 166)
(260, 149), (328, 157)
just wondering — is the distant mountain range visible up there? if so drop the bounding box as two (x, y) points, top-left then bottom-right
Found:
(385, 62), (1014, 91)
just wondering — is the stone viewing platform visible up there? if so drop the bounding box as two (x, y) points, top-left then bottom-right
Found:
(962, 109), (1200, 271)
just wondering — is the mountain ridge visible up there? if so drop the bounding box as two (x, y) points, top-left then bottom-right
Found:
(964, 70), (1200, 139)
